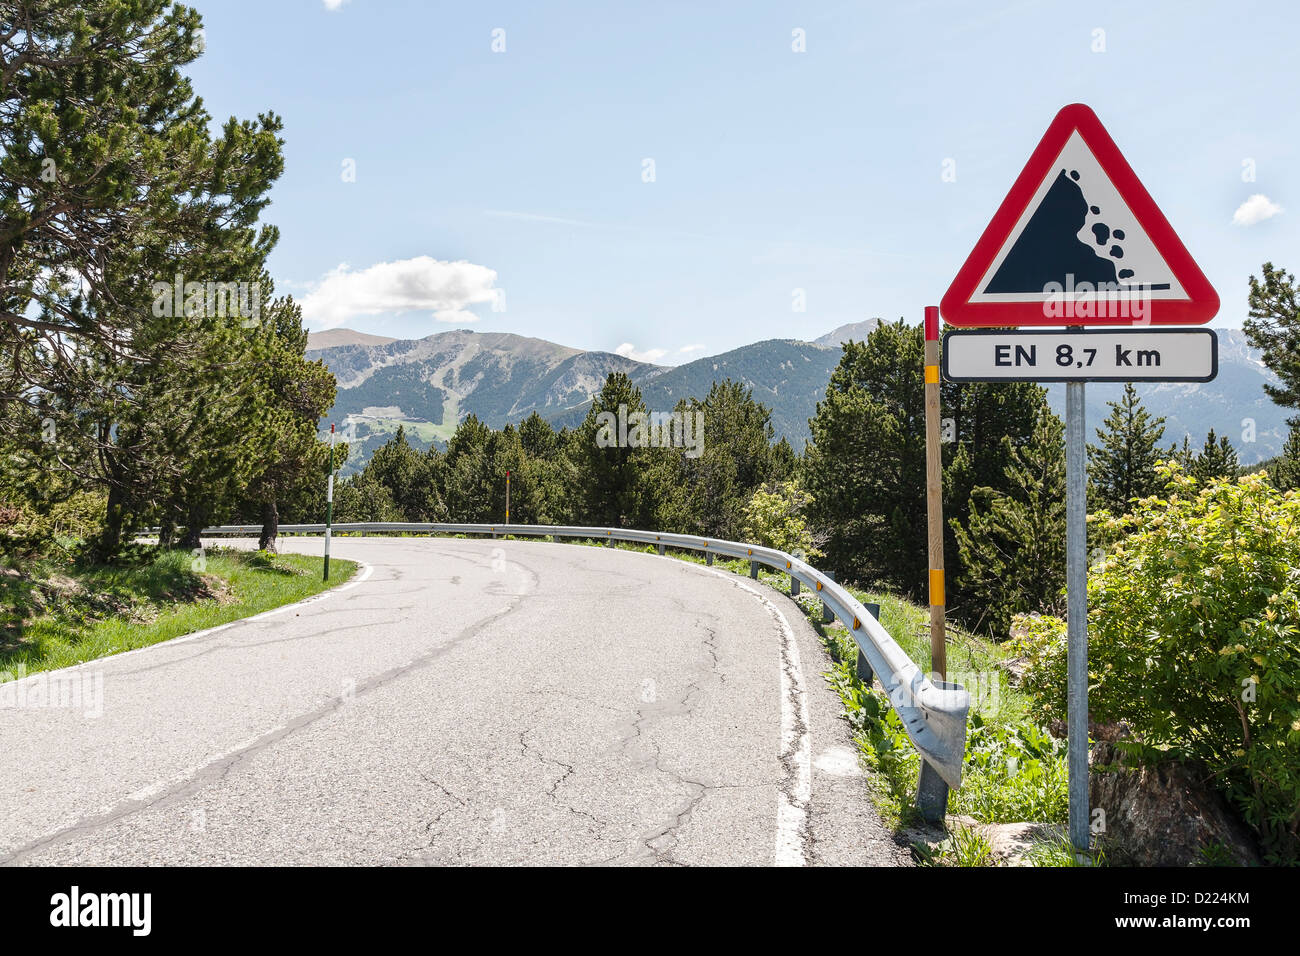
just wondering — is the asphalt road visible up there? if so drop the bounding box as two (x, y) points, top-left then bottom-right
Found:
(0, 536), (907, 866)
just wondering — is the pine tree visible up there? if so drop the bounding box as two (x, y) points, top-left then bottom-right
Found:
(804, 324), (925, 589)
(570, 372), (651, 527)
(1246, 263), (1300, 414)
(0, 3), (286, 560)
(1088, 383), (1167, 515)
(1, 1), (210, 360)
(651, 380), (782, 539)
(240, 292), (337, 551)
(770, 437), (798, 481)
(364, 427), (424, 518)
(1269, 423), (1300, 492)
(803, 319), (1046, 599)
(518, 411), (559, 459)
(1191, 429), (1240, 483)
(951, 409), (1068, 638)
(333, 476), (404, 523)
(442, 415), (495, 521)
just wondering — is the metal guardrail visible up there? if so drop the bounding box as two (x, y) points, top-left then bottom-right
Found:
(198, 521), (970, 811)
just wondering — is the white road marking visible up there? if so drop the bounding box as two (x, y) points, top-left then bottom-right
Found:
(697, 566), (812, 866)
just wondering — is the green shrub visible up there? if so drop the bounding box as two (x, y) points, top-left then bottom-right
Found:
(1016, 468), (1300, 862)
(0, 491), (106, 560)
(951, 712), (1068, 823)
(825, 657), (920, 807)
(741, 480), (822, 559)
(1008, 612), (1069, 729)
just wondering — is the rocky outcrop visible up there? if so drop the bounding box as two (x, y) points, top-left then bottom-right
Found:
(1089, 741), (1260, 866)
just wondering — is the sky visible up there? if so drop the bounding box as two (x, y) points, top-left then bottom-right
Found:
(187, 0), (1298, 363)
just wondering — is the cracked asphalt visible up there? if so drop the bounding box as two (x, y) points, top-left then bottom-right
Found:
(0, 536), (908, 867)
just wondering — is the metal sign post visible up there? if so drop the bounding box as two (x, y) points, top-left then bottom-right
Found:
(1064, 371), (1089, 854)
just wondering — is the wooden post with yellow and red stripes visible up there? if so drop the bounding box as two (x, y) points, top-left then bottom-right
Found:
(924, 305), (947, 680)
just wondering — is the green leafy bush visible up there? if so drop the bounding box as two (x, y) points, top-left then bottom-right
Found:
(742, 480), (822, 559)
(1016, 468), (1300, 862)
(1008, 612), (1069, 729)
(951, 712), (1068, 823)
(826, 658), (919, 807)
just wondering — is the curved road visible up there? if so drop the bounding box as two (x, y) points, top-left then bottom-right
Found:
(0, 537), (906, 866)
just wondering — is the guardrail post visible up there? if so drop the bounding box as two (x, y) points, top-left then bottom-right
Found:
(790, 573), (800, 597)
(822, 572), (836, 623)
(705, 552), (714, 566)
(857, 602), (880, 685)
(657, 544), (665, 555)
(916, 760), (949, 825)
(749, 560), (759, 579)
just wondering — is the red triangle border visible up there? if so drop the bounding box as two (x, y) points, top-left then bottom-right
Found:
(940, 103), (1219, 328)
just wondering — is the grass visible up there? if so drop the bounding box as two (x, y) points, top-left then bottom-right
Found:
(916, 823), (998, 867)
(1024, 830), (1106, 867)
(0, 547), (357, 680)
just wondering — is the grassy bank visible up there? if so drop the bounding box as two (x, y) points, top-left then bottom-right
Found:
(1, 547), (357, 679)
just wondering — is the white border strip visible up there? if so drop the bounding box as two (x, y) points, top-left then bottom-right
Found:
(690, 563), (812, 866)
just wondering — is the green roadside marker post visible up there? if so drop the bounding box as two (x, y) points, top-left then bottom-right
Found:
(324, 423), (335, 581)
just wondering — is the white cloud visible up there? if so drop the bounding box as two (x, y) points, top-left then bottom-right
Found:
(322, 0), (350, 10)
(1233, 194), (1283, 226)
(300, 256), (501, 330)
(678, 343), (706, 354)
(615, 342), (668, 364)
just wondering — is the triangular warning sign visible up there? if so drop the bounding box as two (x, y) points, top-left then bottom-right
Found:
(941, 104), (1219, 327)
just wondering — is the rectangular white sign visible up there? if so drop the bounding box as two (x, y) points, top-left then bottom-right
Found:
(942, 329), (1218, 382)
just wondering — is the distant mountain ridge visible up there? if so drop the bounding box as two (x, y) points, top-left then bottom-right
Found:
(547, 339), (843, 447)
(1047, 328), (1289, 465)
(814, 318), (882, 347)
(306, 328), (397, 350)
(308, 328), (661, 471)
(307, 323), (1287, 473)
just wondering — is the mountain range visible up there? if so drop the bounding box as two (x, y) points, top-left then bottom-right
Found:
(306, 320), (1288, 474)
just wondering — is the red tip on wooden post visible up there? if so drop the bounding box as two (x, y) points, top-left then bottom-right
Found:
(924, 305), (940, 342)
